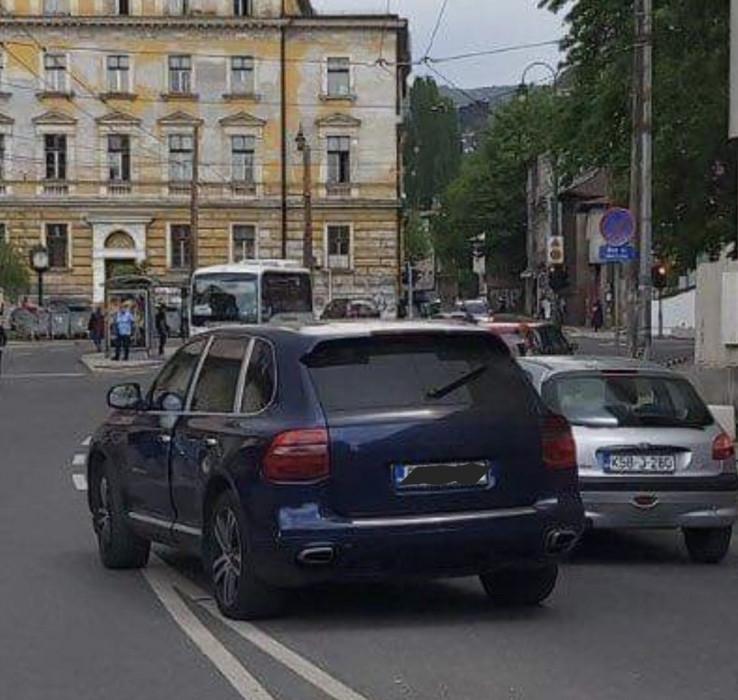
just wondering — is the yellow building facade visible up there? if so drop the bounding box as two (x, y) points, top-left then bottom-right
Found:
(0, 0), (409, 311)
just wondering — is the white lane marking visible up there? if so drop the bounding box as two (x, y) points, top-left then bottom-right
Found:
(202, 600), (372, 700)
(0, 372), (86, 379)
(72, 453), (87, 468)
(81, 436), (92, 447)
(143, 559), (276, 700)
(72, 473), (88, 492)
(154, 555), (372, 700)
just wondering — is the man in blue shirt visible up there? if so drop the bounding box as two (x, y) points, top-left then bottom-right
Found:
(113, 304), (135, 361)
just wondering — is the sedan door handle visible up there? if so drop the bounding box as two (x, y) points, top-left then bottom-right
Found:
(158, 434), (172, 445)
(203, 438), (219, 448)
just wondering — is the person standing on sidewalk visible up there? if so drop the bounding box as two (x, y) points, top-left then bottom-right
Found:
(113, 303), (134, 362)
(0, 323), (6, 376)
(87, 306), (105, 353)
(591, 299), (604, 333)
(155, 303), (170, 357)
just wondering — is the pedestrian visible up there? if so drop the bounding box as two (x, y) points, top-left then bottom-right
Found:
(155, 303), (170, 356)
(591, 299), (604, 333)
(87, 306), (105, 353)
(0, 323), (6, 377)
(113, 303), (134, 361)
(540, 297), (552, 321)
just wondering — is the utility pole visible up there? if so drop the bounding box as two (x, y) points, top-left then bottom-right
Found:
(295, 126), (314, 269)
(629, 0), (654, 358)
(190, 122), (200, 274)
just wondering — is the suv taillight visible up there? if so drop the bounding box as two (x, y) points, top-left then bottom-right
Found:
(712, 432), (735, 461)
(542, 414), (577, 471)
(263, 429), (330, 483)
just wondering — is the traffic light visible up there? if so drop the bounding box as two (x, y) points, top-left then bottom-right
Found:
(549, 266), (569, 293)
(652, 263), (668, 289)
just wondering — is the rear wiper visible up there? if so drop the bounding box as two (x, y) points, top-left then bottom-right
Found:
(426, 364), (489, 400)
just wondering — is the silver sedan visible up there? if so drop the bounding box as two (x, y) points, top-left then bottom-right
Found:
(520, 356), (738, 563)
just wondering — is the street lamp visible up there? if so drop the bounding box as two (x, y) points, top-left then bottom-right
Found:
(520, 60), (562, 322)
(295, 125), (314, 269)
(29, 245), (49, 307)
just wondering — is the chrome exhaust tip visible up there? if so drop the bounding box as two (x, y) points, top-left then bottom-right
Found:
(296, 545), (336, 567)
(545, 528), (579, 555)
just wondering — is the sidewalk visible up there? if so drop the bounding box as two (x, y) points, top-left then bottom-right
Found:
(81, 345), (179, 373)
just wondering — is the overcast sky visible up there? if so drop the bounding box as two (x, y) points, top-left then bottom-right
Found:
(312, 0), (568, 88)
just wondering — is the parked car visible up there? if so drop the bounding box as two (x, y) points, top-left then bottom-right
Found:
(455, 298), (491, 320)
(487, 322), (577, 357)
(87, 322), (584, 619)
(321, 298), (381, 320)
(520, 356), (738, 563)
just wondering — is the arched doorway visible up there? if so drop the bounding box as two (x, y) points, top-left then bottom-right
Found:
(104, 231), (139, 283)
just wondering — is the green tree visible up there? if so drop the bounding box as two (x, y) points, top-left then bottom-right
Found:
(403, 77), (461, 211)
(539, 0), (736, 269)
(0, 241), (30, 301)
(435, 88), (557, 283)
(403, 210), (433, 263)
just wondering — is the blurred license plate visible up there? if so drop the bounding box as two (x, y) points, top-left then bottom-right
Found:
(606, 454), (676, 474)
(393, 462), (491, 490)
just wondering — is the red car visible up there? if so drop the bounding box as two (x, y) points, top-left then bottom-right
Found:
(485, 321), (577, 357)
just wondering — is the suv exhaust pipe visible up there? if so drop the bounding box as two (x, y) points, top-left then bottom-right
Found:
(296, 545), (336, 567)
(545, 528), (579, 555)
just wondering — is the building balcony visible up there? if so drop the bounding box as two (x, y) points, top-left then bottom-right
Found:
(42, 181), (69, 196)
(107, 181), (132, 196)
(168, 181), (192, 196)
(326, 182), (353, 198)
(230, 180), (257, 197)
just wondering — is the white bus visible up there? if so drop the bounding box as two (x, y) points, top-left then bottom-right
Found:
(188, 260), (314, 335)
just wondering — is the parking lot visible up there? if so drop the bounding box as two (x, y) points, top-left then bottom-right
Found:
(1, 342), (737, 700)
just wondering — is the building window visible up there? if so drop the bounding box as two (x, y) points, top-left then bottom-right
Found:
(43, 0), (70, 15)
(44, 53), (67, 93)
(116, 0), (130, 14)
(107, 135), (131, 182)
(327, 136), (351, 186)
(166, 0), (188, 14)
(169, 134), (193, 182)
(230, 56), (254, 95)
(45, 135), (67, 181)
(170, 224), (192, 270)
(168, 55), (192, 95)
(107, 55), (130, 93)
(326, 57), (351, 98)
(0, 223), (6, 244)
(233, 0), (251, 16)
(231, 135), (255, 183)
(47, 223), (69, 269)
(232, 225), (256, 262)
(326, 224), (351, 269)
(0, 52), (4, 89)
(0, 135), (5, 181)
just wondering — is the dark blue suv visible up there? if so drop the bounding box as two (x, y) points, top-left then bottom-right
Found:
(88, 323), (584, 619)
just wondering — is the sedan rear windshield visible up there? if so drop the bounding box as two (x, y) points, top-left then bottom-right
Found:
(304, 334), (541, 417)
(542, 373), (713, 428)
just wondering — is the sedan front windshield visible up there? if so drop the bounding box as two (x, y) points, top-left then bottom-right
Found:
(542, 373), (714, 428)
(191, 273), (258, 326)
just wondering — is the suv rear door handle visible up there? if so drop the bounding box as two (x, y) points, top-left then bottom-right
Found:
(158, 434), (172, 445)
(203, 437), (219, 448)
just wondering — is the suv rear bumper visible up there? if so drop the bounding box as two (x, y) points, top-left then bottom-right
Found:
(580, 475), (738, 530)
(251, 495), (584, 588)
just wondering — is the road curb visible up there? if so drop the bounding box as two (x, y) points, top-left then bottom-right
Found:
(80, 353), (165, 373)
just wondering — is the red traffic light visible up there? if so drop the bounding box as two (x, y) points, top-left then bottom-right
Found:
(652, 264), (668, 289)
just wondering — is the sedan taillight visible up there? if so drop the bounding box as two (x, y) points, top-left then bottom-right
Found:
(263, 429), (330, 483)
(541, 414), (577, 471)
(712, 432), (735, 461)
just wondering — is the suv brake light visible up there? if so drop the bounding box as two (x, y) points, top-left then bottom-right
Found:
(264, 429), (330, 483)
(541, 414), (577, 471)
(712, 432), (735, 461)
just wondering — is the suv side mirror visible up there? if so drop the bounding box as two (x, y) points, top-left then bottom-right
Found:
(108, 383), (143, 410)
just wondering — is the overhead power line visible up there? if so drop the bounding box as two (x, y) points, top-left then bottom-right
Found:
(424, 0), (450, 59)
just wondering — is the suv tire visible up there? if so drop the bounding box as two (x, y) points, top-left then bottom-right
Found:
(92, 461), (150, 569)
(480, 563), (558, 606)
(683, 526), (732, 564)
(206, 491), (285, 620)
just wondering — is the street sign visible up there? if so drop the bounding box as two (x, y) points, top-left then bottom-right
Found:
(600, 208), (635, 247)
(599, 244), (638, 262)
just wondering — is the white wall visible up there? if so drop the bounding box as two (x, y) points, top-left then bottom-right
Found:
(652, 288), (695, 337)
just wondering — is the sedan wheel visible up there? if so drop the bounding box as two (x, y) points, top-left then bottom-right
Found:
(212, 507), (242, 609)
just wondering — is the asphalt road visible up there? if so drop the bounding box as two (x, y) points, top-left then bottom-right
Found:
(570, 331), (695, 365)
(2, 342), (737, 700)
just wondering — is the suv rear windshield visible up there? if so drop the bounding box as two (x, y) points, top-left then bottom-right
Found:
(542, 373), (714, 428)
(305, 334), (540, 417)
